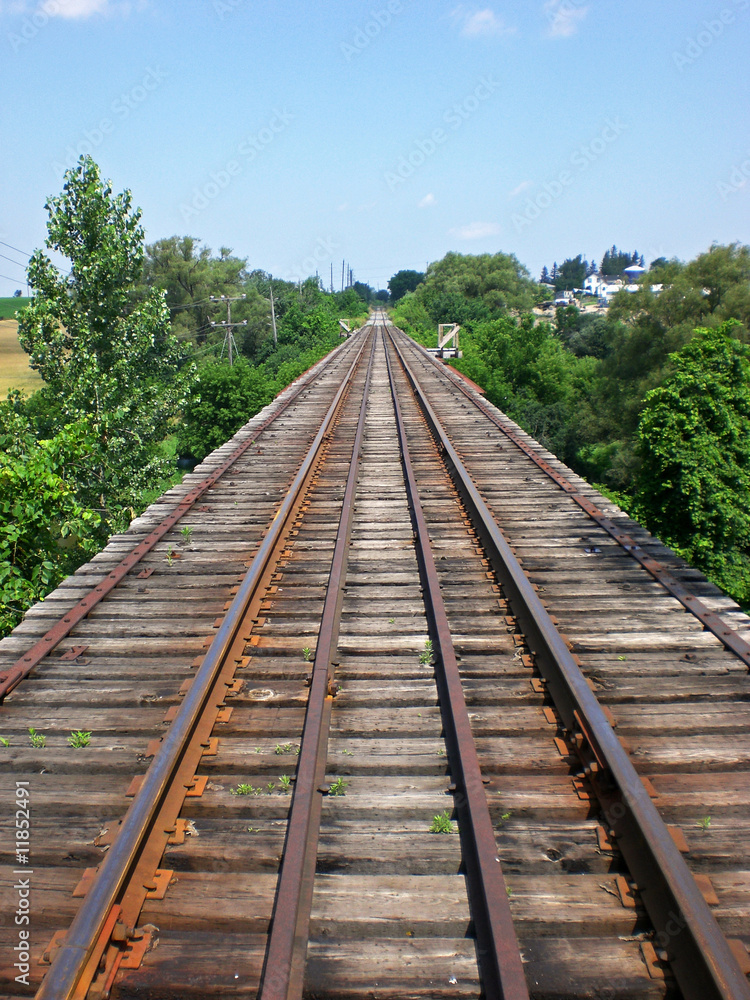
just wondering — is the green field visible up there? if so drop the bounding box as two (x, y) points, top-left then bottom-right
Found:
(0, 296), (30, 319)
(0, 319), (42, 396)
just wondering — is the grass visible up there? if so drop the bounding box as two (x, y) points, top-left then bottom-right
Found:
(0, 297), (30, 320)
(0, 319), (42, 396)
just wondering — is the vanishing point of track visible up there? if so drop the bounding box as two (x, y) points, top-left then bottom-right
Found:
(1, 313), (750, 999)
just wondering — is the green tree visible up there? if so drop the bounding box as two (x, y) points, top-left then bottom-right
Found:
(601, 246), (642, 276)
(388, 269), (425, 303)
(17, 156), (195, 526)
(635, 322), (750, 605)
(142, 236), (259, 348)
(554, 255), (587, 291)
(176, 360), (274, 461)
(417, 252), (539, 320)
(0, 396), (101, 636)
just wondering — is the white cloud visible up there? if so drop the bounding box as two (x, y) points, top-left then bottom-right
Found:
(2, 0), (138, 18)
(451, 5), (515, 38)
(449, 221), (501, 240)
(418, 193), (436, 208)
(544, 0), (588, 38)
(509, 180), (533, 198)
(54, 0), (110, 16)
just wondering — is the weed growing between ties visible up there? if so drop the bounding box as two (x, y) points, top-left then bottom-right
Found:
(419, 639), (434, 665)
(28, 728), (46, 748)
(430, 810), (455, 834)
(68, 730), (92, 748)
(231, 783), (262, 796)
(328, 777), (348, 796)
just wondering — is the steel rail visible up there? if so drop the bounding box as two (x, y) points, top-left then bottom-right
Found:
(259, 331), (377, 1000)
(0, 334), (359, 702)
(389, 322), (750, 671)
(383, 326), (530, 1000)
(386, 327), (750, 1000)
(35, 331), (373, 1000)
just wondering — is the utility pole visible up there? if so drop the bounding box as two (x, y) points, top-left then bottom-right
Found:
(270, 285), (278, 347)
(341, 260), (345, 292)
(210, 294), (247, 366)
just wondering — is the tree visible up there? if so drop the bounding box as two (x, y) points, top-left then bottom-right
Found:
(17, 156), (195, 526)
(417, 252), (539, 320)
(388, 269), (425, 303)
(555, 255), (586, 291)
(636, 322), (750, 604)
(540, 266), (551, 284)
(352, 281), (376, 303)
(13, 289), (22, 297)
(0, 394), (101, 635)
(142, 236), (255, 347)
(177, 360), (274, 461)
(601, 246), (641, 277)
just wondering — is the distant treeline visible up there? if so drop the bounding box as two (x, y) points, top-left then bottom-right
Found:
(391, 245), (750, 608)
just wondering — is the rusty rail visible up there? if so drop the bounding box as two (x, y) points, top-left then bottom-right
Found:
(259, 331), (377, 1000)
(386, 326), (750, 1000)
(383, 326), (530, 1000)
(0, 335), (357, 702)
(35, 332), (372, 1000)
(391, 322), (750, 671)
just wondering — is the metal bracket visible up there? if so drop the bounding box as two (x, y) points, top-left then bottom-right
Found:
(119, 926), (156, 969)
(60, 645), (89, 661)
(143, 869), (174, 899)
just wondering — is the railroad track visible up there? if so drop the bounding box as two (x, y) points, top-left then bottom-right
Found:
(1, 312), (749, 999)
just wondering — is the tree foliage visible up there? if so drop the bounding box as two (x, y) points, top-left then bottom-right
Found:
(635, 322), (750, 603)
(388, 269), (424, 303)
(0, 395), (101, 634)
(554, 255), (589, 291)
(17, 156), (195, 523)
(601, 246), (643, 276)
(418, 251), (539, 320)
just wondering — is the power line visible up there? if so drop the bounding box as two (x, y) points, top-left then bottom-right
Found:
(0, 252), (27, 271)
(0, 271), (27, 285)
(0, 240), (71, 277)
(0, 240), (33, 259)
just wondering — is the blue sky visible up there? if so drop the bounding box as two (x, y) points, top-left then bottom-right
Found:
(0, 0), (748, 295)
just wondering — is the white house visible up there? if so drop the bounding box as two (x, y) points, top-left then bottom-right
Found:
(583, 275), (623, 302)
